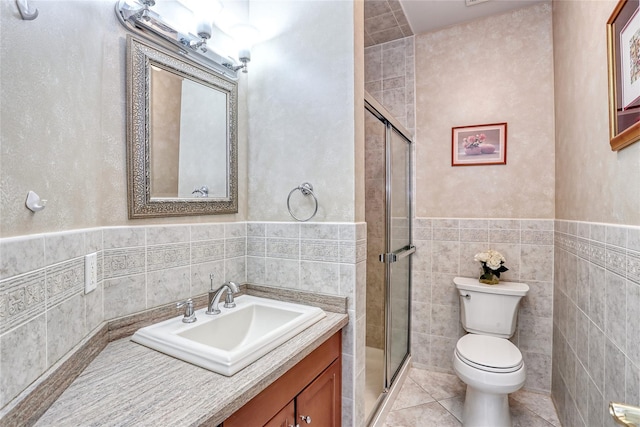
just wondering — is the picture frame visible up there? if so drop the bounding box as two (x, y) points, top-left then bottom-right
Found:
(451, 123), (507, 167)
(607, 0), (640, 151)
(620, 7), (640, 109)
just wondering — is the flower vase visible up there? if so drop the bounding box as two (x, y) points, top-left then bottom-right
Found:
(479, 267), (499, 285)
(479, 144), (495, 154)
(465, 146), (482, 155)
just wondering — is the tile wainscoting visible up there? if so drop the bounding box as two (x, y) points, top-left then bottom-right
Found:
(411, 218), (555, 394)
(553, 220), (640, 427)
(0, 222), (367, 426)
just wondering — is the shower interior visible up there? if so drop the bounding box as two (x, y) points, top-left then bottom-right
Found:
(364, 95), (413, 424)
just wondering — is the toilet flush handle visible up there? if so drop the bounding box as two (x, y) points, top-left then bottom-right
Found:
(460, 293), (471, 300)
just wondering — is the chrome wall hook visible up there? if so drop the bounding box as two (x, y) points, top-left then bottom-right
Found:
(16, 0), (38, 20)
(25, 191), (46, 212)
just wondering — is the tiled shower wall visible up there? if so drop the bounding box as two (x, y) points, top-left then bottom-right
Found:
(364, 36), (415, 133)
(411, 218), (555, 393)
(364, 34), (415, 353)
(552, 221), (640, 427)
(364, 105), (386, 350)
(0, 222), (366, 425)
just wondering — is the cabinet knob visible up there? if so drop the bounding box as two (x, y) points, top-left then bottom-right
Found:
(300, 415), (312, 424)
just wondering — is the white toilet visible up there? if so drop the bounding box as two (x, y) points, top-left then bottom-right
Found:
(452, 277), (529, 427)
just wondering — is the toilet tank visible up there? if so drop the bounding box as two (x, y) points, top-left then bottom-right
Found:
(453, 277), (529, 338)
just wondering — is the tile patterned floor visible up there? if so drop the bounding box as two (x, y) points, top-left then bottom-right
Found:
(382, 367), (561, 427)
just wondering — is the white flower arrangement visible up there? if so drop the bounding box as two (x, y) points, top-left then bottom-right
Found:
(474, 249), (508, 284)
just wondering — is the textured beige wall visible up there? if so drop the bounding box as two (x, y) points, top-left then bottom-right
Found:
(247, 1), (357, 222)
(414, 3), (555, 219)
(0, 1), (248, 239)
(553, 1), (640, 225)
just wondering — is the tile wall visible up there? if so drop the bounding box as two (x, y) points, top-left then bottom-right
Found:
(0, 222), (366, 426)
(363, 0), (414, 47)
(552, 221), (640, 427)
(364, 36), (415, 133)
(364, 33), (415, 354)
(411, 218), (555, 393)
(364, 105), (386, 350)
(245, 222), (367, 426)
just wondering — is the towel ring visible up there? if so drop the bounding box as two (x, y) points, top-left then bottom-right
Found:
(287, 182), (318, 222)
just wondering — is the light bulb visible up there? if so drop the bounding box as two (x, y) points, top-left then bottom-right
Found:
(196, 19), (212, 39)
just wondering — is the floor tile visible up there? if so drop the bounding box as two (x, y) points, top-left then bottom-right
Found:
(510, 398), (556, 427)
(384, 401), (462, 427)
(378, 368), (561, 427)
(391, 377), (436, 411)
(439, 395), (464, 422)
(408, 368), (466, 400)
(510, 390), (561, 426)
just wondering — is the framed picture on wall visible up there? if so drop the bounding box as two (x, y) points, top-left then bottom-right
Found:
(620, 7), (640, 109)
(451, 123), (507, 166)
(607, 0), (640, 151)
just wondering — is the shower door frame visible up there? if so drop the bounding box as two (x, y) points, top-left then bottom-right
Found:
(364, 93), (414, 408)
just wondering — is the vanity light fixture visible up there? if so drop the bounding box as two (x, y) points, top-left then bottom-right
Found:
(115, 0), (242, 79)
(223, 23), (259, 74)
(187, 19), (212, 52)
(183, 0), (222, 53)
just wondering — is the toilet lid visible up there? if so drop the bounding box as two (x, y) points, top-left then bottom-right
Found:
(455, 334), (523, 373)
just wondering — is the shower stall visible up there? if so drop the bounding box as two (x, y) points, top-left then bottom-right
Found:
(364, 95), (414, 425)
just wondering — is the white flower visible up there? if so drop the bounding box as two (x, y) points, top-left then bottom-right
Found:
(474, 250), (506, 271)
(474, 252), (489, 263)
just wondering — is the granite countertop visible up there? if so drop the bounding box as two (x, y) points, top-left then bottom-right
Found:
(34, 301), (348, 427)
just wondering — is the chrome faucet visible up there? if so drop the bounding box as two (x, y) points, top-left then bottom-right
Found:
(191, 185), (209, 197)
(206, 281), (239, 315)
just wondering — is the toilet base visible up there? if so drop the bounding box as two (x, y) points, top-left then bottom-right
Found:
(462, 386), (511, 427)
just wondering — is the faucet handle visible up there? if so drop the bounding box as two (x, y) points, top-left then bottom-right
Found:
(176, 298), (197, 323)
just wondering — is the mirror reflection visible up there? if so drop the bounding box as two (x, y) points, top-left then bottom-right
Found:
(149, 64), (229, 199)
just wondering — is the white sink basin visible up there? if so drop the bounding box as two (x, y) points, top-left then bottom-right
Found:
(131, 295), (326, 376)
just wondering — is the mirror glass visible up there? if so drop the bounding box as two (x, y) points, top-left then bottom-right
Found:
(149, 64), (229, 199)
(126, 35), (238, 218)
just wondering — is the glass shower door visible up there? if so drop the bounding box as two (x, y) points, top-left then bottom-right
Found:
(364, 96), (413, 425)
(384, 126), (413, 385)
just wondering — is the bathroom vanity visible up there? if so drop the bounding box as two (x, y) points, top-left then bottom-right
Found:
(224, 331), (341, 426)
(11, 286), (348, 427)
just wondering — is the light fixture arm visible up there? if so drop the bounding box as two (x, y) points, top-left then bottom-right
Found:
(223, 59), (249, 74)
(223, 50), (251, 74)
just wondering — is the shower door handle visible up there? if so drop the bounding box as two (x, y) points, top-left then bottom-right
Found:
(379, 245), (415, 263)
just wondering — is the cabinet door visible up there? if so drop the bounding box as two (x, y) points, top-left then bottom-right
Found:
(265, 401), (295, 427)
(296, 359), (341, 427)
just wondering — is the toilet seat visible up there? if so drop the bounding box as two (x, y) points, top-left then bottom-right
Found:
(455, 334), (523, 373)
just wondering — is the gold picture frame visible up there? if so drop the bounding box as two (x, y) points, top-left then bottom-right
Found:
(607, 0), (640, 151)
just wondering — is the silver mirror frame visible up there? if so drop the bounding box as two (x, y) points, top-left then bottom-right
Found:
(126, 35), (238, 218)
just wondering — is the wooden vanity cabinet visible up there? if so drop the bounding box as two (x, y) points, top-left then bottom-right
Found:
(224, 331), (342, 427)
(264, 401), (295, 427)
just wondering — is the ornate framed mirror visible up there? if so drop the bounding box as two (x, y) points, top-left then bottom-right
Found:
(126, 35), (238, 218)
